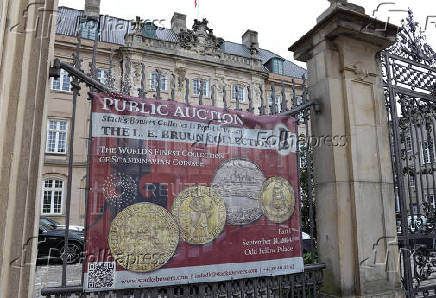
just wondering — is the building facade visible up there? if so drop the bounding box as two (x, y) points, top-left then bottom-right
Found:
(41, 6), (307, 225)
(399, 118), (436, 221)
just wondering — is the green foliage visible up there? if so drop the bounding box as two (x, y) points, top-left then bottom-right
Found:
(303, 251), (318, 264)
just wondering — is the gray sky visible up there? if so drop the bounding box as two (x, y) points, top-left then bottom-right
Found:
(59, 0), (436, 67)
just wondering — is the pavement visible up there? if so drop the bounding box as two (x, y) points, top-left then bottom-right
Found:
(33, 263), (83, 298)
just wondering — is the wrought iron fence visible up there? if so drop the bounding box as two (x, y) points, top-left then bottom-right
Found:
(41, 264), (325, 297)
(39, 13), (324, 298)
(382, 10), (436, 298)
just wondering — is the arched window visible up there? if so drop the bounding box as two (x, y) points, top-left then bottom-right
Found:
(41, 178), (64, 215)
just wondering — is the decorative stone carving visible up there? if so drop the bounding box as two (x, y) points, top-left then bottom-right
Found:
(348, 62), (370, 81)
(177, 19), (224, 54)
(133, 61), (141, 79)
(174, 67), (186, 91)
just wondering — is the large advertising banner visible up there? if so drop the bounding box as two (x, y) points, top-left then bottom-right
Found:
(84, 92), (303, 291)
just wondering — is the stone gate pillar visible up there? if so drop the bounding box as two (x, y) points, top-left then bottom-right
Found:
(0, 0), (58, 297)
(290, 1), (403, 297)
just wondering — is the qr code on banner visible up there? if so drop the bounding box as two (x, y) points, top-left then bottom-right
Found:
(87, 262), (115, 289)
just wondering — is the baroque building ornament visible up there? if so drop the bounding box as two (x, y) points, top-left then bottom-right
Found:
(388, 10), (436, 67)
(328, 0), (348, 5)
(177, 19), (224, 54)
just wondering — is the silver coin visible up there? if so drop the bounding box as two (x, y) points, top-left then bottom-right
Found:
(211, 159), (265, 225)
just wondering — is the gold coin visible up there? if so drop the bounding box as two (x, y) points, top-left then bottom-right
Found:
(259, 177), (295, 223)
(171, 186), (226, 245)
(108, 203), (179, 273)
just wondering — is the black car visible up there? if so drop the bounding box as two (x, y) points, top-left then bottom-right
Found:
(302, 232), (314, 253)
(38, 222), (85, 264)
(40, 216), (85, 234)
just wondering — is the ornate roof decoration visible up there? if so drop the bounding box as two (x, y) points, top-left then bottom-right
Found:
(178, 18), (224, 54)
(328, 0), (348, 5)
(388, 10), (436, 67)
(132, 16), (145, 34)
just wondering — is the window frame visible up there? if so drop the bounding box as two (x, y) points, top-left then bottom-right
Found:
(421, 140), (434, 164)
(231, 84), (247, 103)
(192, 79), (210, 97)
(97, 68), (109, 85)
(271, 58), (284, 75)
(51, 68), (71, 92)
(150, 72), (167, 91)
(268, 95), (282, 113)
(80, 19), (99, 40)
(427, 194), (436, 209)
(405, 136), (413, 153)
(46, 119), (68, 154)
(409, 174), (415, 188)
(41, 178), (64, 215)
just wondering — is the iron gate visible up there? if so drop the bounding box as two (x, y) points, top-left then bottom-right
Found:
(383, 10), (436, 298)
(39, 12), (324, 298)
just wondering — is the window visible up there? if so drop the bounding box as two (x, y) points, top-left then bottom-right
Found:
(193, 79), (209, 97)
(80, 19), (98, 40)
(268, 95), (282, 113)
(271, 58), (284, 75)
(97, 69), (108, 85)
(296, 96), (303, 106)
(412, 203), (418, 215)
(150, 72), (167, 91)
(42, 179), (64, 215)
(422, 141), (434, 164)
(426, 194), (435, 209)
(406, 136), (412, 152)
(46, 119), (68, 154)
(51, 69), (71, 92)
(395, 187), (400, 213)
(231, 85), (247, 103)
(409, 174), (415, 188)
(143, 22), (157, 38)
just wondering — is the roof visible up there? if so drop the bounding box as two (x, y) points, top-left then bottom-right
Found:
(56, 6), (306, 78)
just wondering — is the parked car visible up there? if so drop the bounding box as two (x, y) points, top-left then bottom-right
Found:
(40, 217), (85, 234)
(302, 232), (314, 253)
(37, 221), (84, 264)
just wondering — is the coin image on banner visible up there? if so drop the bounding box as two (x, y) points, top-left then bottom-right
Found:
(211, 159), (265, 225)
(109, 203), (179, 273)
(259, 176), (295, 223)
(172, 186), (226, 245)
(102, 172), (137, 209)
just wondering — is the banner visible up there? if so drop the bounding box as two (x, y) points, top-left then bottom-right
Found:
(84, 92), (303, 291)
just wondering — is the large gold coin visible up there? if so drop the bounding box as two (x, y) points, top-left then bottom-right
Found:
(108, 203), (179, 273)
(259, 177), (295, 223)
(171, 186), (226, 245)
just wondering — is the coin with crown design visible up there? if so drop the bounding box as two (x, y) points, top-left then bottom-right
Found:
(211, 159), (265, 225)
(171, 186), (226, 245)
(259, 176), (295, 223)
(108, 203), (179, 273)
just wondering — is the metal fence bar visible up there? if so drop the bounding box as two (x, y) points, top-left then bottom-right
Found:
(41, 264), (326, 296)
(382, 12), (436, 294)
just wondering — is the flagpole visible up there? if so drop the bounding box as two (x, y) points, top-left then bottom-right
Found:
(195, 0), (200, 19)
